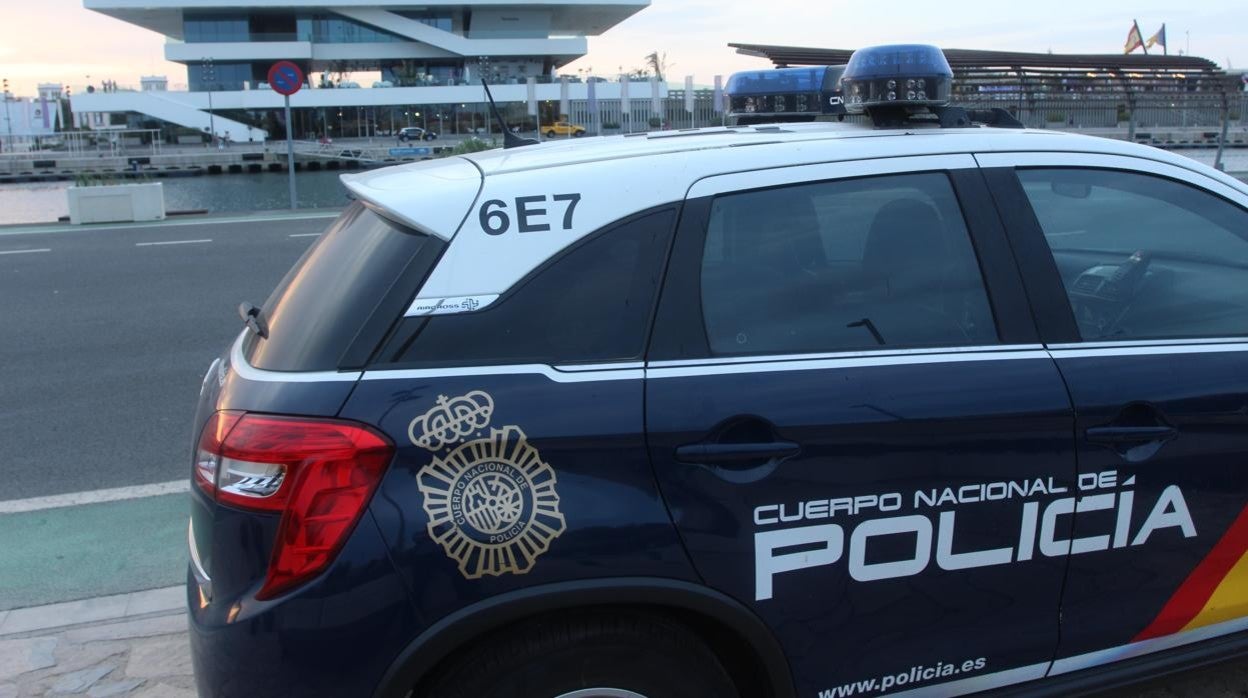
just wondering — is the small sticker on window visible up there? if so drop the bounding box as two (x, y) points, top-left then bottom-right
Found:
(405, 294), (499, 317)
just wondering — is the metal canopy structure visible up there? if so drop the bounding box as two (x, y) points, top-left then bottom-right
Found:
(730, 44), (1221, 71)
(727, 44), (1241, 107)
(728, 43), (1245, 169)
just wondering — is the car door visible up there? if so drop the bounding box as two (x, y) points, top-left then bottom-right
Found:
(645, 155), (1079, 696)
(981, 153), (1248, 675)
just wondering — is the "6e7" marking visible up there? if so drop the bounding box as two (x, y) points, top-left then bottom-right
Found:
(479, 193), (581, 235)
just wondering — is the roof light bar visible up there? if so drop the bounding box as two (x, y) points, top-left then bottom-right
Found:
(840, 44), (953, 114)
(725, 65), (846, 124)
(723, 44), (1024, 129)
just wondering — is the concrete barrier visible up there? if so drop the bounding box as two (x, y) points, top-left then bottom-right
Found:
(67, 183), (166, 225)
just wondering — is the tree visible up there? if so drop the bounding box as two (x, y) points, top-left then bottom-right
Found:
(644, 51), (672, 81)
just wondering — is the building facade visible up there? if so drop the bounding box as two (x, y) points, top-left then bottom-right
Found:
(76, 1), (652, 141)
(87, 1), (644, 92)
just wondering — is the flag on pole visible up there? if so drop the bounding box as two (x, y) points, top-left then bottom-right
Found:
(684, 76), (694, 113)
(620, 75), (631, 115)
(559, 76), (569, 120)
(1146, 24), (1167, 54)
(650, 77), (661, 118)
(526, 77), (537, 116)
(712, 75), (724, 114)
(1124, 21), (1146, 54)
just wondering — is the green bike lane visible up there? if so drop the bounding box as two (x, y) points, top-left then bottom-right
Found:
(0, 494), (187, 611)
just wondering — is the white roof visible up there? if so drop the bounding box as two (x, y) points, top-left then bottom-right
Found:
(342, 121), (1248, 315)
(459, 122), (1222, 177)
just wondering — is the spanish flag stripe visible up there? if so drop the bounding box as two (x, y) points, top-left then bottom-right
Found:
(1180, 544), (1248, 632)
(1134, 503), (1248, 641)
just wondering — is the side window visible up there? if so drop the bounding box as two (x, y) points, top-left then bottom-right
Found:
(700, 172), (998, 356)
(384, 208), (675, 366)
(1018, 168), (1248, 342)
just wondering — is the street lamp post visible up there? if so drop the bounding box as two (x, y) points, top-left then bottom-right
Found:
(2, 78), (12, 154)
(201, 58), (217, 145)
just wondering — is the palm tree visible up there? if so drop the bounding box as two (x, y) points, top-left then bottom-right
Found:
(644, 51), (671, 82)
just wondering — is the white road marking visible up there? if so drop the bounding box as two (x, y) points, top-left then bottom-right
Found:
(0, 480), (189, 514)
(135, 239), (213, 247)
(0, 248), (51, 255)
(0, 210), (340, 237)
(288, 233), (321, 238)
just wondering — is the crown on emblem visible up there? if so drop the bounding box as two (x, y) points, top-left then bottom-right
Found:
(408, 390), (495, 451)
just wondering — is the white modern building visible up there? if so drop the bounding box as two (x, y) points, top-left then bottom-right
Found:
(75, 0), (654, 142)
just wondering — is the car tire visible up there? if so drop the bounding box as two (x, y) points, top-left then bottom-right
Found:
(546, 130), (557, 138)
(573, 131), (585, 137)
(399, 136), (409, 143)
(422, 610), (739, 698)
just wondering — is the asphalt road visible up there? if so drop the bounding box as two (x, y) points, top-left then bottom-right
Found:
(0, 213), (336, 499)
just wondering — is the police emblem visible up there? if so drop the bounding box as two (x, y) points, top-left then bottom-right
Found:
(414, 392), (566, 579)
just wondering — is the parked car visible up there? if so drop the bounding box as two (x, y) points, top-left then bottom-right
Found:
(188, 44), (1248, 698)
(398, 127), (438, 142)
(545, 120), (586, 138)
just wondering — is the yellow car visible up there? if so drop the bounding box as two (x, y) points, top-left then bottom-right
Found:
(544, 121), (586, 138)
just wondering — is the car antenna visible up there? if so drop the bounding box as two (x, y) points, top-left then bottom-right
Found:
(481, 80), (539, 149)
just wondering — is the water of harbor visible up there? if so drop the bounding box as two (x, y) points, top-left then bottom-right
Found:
(0, 170), (355, 225)
(0, 149), (1245, 227)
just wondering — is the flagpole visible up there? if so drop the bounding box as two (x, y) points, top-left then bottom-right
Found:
(1135, 20), (1148, 55)
(1163, 24), (1167, 56)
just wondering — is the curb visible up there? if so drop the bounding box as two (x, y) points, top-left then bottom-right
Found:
(0, 586), (184, 638)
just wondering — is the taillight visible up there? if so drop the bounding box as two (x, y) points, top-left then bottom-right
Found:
(194, 412), (395, 600)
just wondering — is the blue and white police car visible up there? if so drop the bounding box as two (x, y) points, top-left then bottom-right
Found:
(188, 45), (1248, 697)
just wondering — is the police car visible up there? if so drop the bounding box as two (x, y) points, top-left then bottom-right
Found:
(188, 45), (1248, 697)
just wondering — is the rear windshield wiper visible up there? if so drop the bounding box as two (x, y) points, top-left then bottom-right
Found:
(239, 302), (269, 339)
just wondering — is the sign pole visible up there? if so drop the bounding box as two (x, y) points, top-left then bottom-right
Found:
(284, 94), (297, 210)
(268, 61), (304, 210)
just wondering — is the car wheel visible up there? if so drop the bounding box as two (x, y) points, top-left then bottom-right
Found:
(546, 130), (557, 138)
(422, 610), (739, 698)
(573, 131), (585, 137)
(399, 136), (409, 142)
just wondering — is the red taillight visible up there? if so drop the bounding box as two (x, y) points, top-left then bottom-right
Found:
(194, 412), (394, 600)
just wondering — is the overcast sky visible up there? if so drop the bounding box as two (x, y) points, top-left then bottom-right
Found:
(1, 0), (1245, 95)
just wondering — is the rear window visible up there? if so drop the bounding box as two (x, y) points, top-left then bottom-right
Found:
(245, 202), (444, 371)
(373, 208), (676, 367)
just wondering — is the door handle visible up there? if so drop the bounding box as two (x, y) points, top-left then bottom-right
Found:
(1085, 425), (1176, 444)
(675, 441), (801, 465)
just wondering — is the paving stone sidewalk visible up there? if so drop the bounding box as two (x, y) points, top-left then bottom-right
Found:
(0, 587), (193, 698)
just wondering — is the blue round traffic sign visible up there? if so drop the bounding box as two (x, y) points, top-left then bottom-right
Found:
(268, 61), (304, 97)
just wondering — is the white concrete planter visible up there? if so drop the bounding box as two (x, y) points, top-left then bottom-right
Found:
(68, 182), (166, 225)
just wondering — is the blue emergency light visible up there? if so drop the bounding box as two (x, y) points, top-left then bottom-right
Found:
(725, 44), (1023, 129)
(725, 65), (846, 124)
(840, 44), (953, 114)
